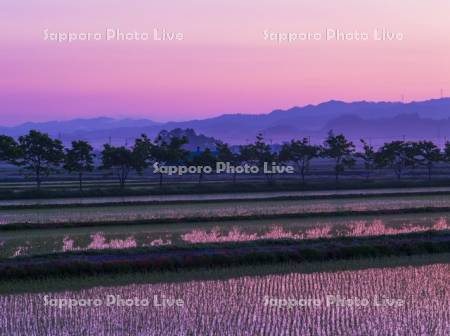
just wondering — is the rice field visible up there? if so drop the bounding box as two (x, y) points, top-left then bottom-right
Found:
(1, 190), (450, 335)
(3, 194), (450, 226)
(0, 262), (448, 335)
(2, 186), (450, 208)
(2, 212), (449, 258)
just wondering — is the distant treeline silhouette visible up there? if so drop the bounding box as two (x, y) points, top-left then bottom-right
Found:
(0, 129), (449, 189)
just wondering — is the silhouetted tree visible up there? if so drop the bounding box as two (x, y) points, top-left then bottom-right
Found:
(16, 130), (65, 189)
(322, 131), (355, 181)
(240, 133), (277, 181)
(64, 140), (95, 191)
(101, 145), (133, 188)
(0, 135), (20, 164)
(100, 139), (148, 188)
(357, 139), (377, 180)
(133, 134), (155, 169)
(191, 148), (216, 183)
(152, 132), (189, 187)
(413, 141), (442, 180)
(443, 141), (450, 164)
(216, 142), (241, 183)
(279, 137), (320, 183)
(376, 141), (415, 180)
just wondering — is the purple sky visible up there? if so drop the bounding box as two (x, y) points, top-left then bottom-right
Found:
(1, 0), (450, 125)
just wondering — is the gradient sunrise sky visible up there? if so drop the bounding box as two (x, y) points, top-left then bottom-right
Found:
(1, 0), (449, 125)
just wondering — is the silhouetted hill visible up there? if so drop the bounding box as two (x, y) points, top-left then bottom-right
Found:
(323, 113), (450, 146)
(1, 98), (450, 146)
(0, 117), (160, 137)
(156, 128), (219, 151)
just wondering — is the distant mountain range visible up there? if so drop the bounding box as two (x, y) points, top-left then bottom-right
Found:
(1, 98), (450, 148)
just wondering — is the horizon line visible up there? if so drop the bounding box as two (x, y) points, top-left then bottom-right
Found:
(1, 96), (450, 128)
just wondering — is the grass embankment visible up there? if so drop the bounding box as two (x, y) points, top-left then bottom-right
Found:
(3, 206), (450, 231)
(3, 189), (450, 210)
(2, 178), (450, 200)
(1, 253), (448, 294)
(1, 231), (448, 281)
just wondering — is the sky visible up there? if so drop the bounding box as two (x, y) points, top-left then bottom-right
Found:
(1, 0), (449, 126)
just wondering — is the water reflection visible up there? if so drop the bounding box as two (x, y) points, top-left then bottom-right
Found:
(49, 217), (450, 254)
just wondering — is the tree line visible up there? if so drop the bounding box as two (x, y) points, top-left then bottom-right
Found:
(0, 129), (449, 189)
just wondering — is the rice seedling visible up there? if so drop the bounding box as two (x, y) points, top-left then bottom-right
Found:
(3, 194), (450, 227)
(2, 214), (449, 258)
(0, 262), (448, 335)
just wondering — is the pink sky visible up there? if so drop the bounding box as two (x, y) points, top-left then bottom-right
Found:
(1, 0), (450, 125)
